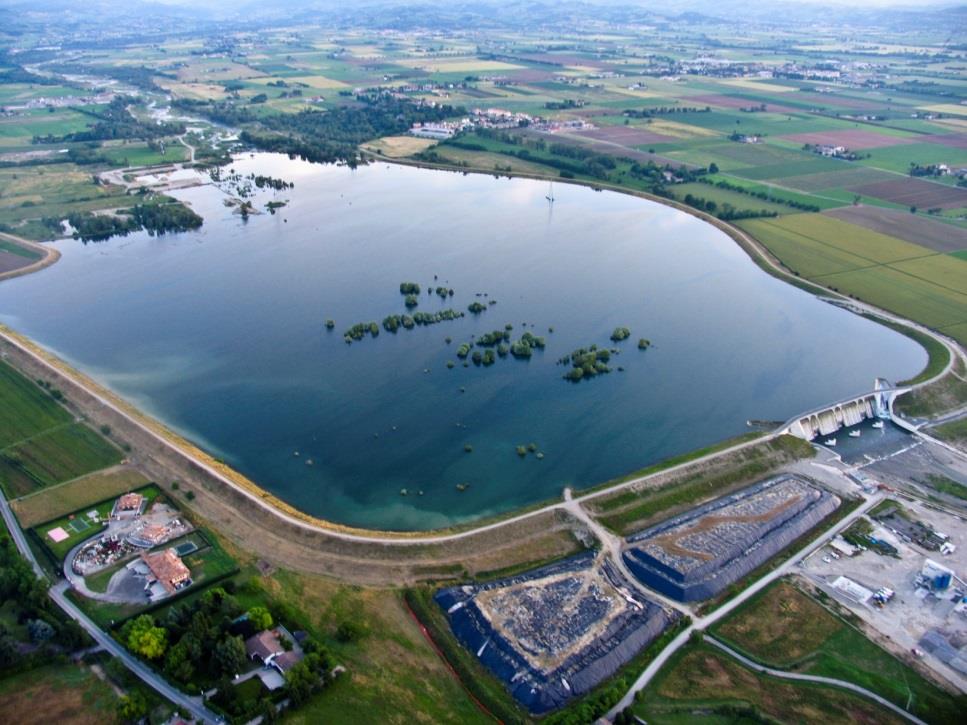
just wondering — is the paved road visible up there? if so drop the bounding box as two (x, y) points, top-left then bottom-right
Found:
(50, 581), (221, 724)
(605, 492), (883, 719)
(705, 636), (926, 725)
(0, 487), (221, 724)
(0, 487), (44, 578)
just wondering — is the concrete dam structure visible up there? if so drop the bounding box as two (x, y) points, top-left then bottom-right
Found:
(622, 475), (840, 602)
(783, 378), (901, 440)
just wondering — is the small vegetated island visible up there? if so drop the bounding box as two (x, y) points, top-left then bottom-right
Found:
(334, 287), (652, 384)
(559, 327), (649, 382)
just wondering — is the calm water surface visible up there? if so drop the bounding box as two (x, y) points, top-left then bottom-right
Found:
(0, 155), (925, 529)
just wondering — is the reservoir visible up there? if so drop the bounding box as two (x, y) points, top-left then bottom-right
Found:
(0, 154), (926, 530)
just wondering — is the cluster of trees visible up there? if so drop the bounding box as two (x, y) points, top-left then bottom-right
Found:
(475, 329), (511, 347)
(399, 281), (421, 295)
(251, 175), (293, 191)
(544, 99), (582, 110)
(610, 327), (631, 342)
(67, 199), (203, 242)
(50, 63), (170, 92)
(621, 105), (711, 118)
(130, 200), (203, 236)
(560, 345), (612, 381)
(467, 301), (488, 314)
(344, 321), (380, 342)
(120, 585), (333, 722)
(0, 534), (86, 669)
(680, 193), (779, 221)
(694, 177), (821, 212)
(380, 309), (464, 334)
(909, 162), (948, 178)
(0, 66), (64, 86)
(67, 211), (139, 242)
(33, 97), (185, 144)
(510, 331), (546, 359)
(231, 98), (463, 167)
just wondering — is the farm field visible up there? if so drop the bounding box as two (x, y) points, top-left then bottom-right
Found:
(710, 579), (964, 723)
(0, 6), (965, 722)
(0, 359), (72, 447)
(11, 465), (148, 527)
(670, 182), (797, 216)
(738, 215), (967, 343)
(0, 422), (122, 498)
(823, 205), (967, 253)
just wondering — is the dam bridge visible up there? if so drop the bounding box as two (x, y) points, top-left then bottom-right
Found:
(781, 378), (910, 440)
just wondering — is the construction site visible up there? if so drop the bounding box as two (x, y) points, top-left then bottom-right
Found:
(434, 552), (677, 713)
(803, 495), (967, 692)
(622, 475), (841, 601)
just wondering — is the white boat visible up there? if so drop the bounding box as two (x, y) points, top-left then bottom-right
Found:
(824, 438), (837, 446)
(849, 430), (861, 438)
(872, 421), (884, 429)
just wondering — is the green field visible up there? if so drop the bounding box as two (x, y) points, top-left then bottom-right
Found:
(0, 422), (122, 498)
(739, 215), (967, 344)
(11, 466), (149, 527)
(710, 579), (964, 723)
(671, 182), (796, 215)
(634, 640), (907, 724)
(589, 436), (814, 534)
(0, 662), (120, 725)
(0, 239), (41, 259)
(0, 360), (71, 447)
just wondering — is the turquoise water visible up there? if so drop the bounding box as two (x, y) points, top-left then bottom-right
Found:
(0, 155), (925, 530)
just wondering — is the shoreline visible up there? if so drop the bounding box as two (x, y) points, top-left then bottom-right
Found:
(0, 231), (61, 282)
(0, 153), (961, 550)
